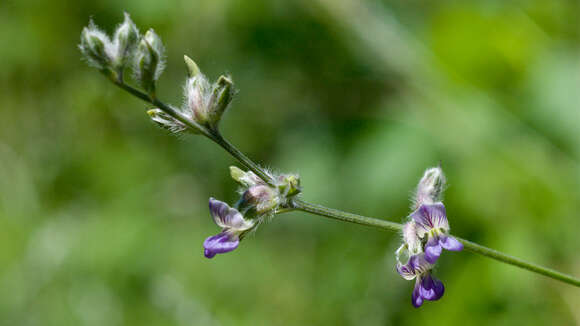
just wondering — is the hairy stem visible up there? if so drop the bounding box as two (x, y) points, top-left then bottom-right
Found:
(110, 77), (580, 288)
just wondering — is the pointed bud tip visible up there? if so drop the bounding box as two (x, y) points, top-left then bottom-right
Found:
(217, 75), (233, 86)
(184, 55), (201, 77)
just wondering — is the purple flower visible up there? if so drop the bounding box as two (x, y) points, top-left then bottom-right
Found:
(203, 198), (256, 259)
(410, 202), (463, 263)
(397, 254), (445, 308)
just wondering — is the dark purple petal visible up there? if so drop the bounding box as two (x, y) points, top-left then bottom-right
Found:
(419, 274), (437, 300)
(424, 237), (442, 264)
(431, 276), (445, 300)
(412, 281), (423, 308)
(439, 235), (463, 252)
(411, 203), (448, 234)
(203, 232), (239, 259)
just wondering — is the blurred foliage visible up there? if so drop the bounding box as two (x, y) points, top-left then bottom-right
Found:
(0, 0), (579, 325)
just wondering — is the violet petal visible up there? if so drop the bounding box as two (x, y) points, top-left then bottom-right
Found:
(412, 280), (423, 308)
(439, 235), (463, 252)
(203, 232), (239, 259)
(209, 198), (247, 229)
(411, 202), (448, 235)
(419, 274), (437, 300)
(424, 237), (442, 264)
(432, 276), (445, 300)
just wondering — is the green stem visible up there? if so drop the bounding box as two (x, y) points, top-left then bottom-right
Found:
(293, 199), (402, 232)
(210, 133), (276, 186)
(111, 80), (275, 185)
(457, 238), (580, 287)
(293, 198), (580, 288)
(110, 77), (580, 288)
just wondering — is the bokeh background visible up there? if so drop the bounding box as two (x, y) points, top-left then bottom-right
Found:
(1, 0), (579, 325)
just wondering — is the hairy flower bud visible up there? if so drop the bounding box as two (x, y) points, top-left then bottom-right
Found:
(413, 166), (446, 209)
(207, 75), (234, 126)
(241, 185), (279, 214)
(182, 57), (236, 131)
(112, 12), (139, 71)
(135, 29), (165, 95)
(147, 108), (188, 134)
(79, 22), (112, 70)
(184, 73), (212, 124)
(277, 173), (301, 198)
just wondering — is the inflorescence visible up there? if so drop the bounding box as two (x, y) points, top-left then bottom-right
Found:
(395, 167), (463, 307)
(83, 13), (566, 308)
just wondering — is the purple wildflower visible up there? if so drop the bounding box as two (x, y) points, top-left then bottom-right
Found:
(397, 254), (445, 308)
(203, 198), (256, 259)
(410, 202), (463, 263)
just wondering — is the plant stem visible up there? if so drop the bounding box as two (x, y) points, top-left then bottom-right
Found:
(210, 133), (276, 186)
(110, 77), (580, 288)
(457, 238), (580, 287)
(111, 80), (276, 186)
(293, 198), (580, 288)
(293, 199), (402, 232)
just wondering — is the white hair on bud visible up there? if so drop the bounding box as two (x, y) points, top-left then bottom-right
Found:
(183, 75), (212, 121)
(147, 108), (187, 134)
(79, 20), (115, 69)
(412, 166), (446, 210)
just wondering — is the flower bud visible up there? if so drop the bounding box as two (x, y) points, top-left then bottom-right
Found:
(184, 73), (212, 124)
(412, 166), (446, 209)
(277, 173), (301, 198)
(181, 57), (235, 130)
(135, 29), (165, 95)
(112, 12), (139, 70)
(79, 22), (112, 70)
(230, 166), (264, 188)
(207, 75), (234, 127)
(147, 108), (188, 134)
(241, 185), (279, 214)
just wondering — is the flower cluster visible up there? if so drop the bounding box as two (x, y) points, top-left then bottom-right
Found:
(79, 13), (165, 93)
(396, 167), (463, 307)
(79, 13), (139, 73)
(203, 167), (301, 258)
(81, 14), (236, 136)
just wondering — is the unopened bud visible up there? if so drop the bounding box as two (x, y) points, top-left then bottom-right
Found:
(147, 108), (188, 134)
(79, 23), (112, 70)
(413, 166), (446, 209)
(230, 166), (264, 188)
(207, 75), (234, 127)
(277, 173), (301, 198)
(182, 59), (235, 130)
(135, 29), (165, 95)
(184, 74), (212, 124)
(242, 185), (279, 214)
(112, 12), (139, 70)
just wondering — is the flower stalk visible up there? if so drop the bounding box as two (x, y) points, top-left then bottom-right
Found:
(109, 68), (580, 289)
(79, 14), (580, 302)
(107, 65), (580, 289)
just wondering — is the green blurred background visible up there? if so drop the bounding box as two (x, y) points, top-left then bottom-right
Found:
(1, 0), (579, 325)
